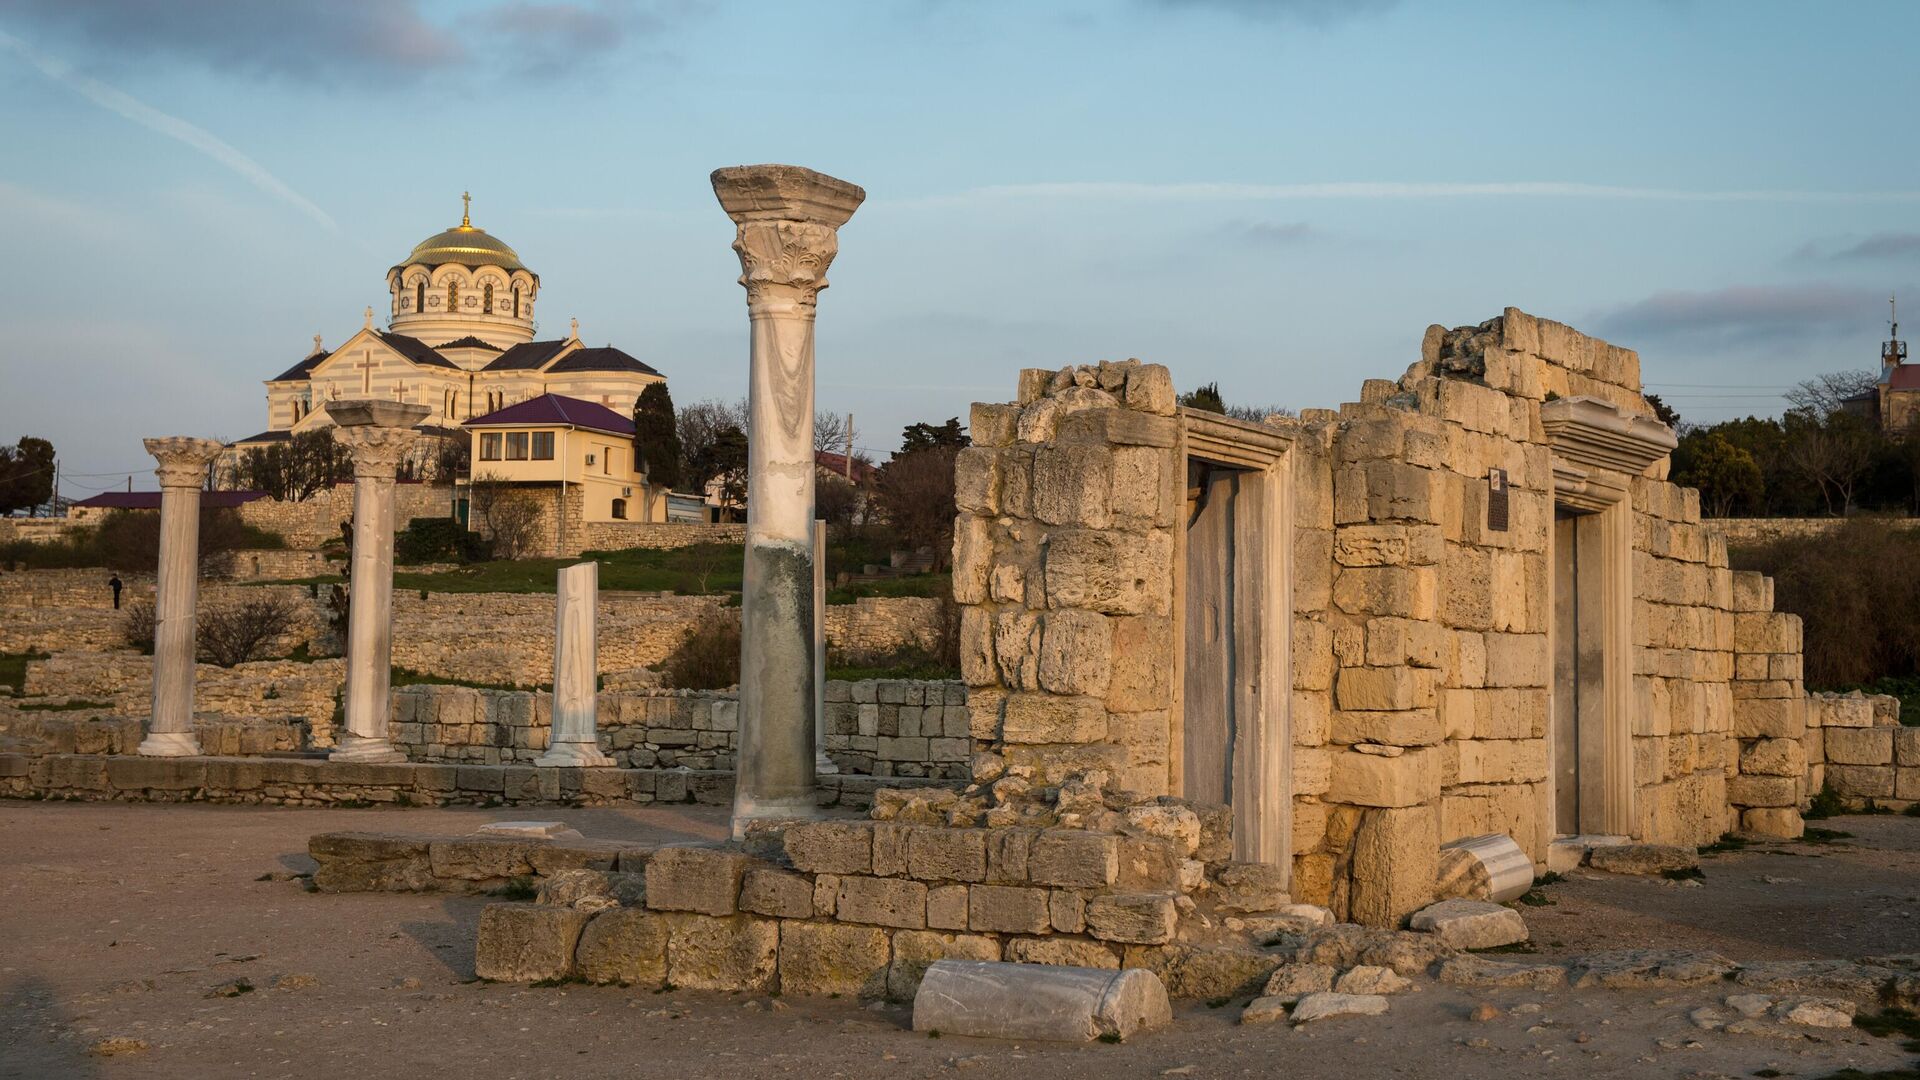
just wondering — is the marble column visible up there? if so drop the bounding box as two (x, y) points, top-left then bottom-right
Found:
(138, 437), (226, 757)
(326, 399), (428, 763)
(712, 164), (864, 836)
(536, 561), (613, 767)
(813, 518), (836, 775)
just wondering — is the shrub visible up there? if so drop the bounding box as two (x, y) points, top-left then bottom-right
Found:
(197, 594), (299, 666)
(658, 615), (740, 690)
(122, 600), (156, 654)
(395, 517), (488, 565)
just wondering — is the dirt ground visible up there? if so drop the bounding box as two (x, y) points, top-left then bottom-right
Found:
(3, 801), (1917, 1080)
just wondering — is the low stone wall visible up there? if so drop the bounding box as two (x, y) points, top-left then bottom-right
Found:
(0, 518), (78, 545)
(238, 482), (454, 549)
(23, 652), (345, 745)
(387, 591), (724, 685)
(575, 522), (745, 552)
(825, 596), (947, 663)
(0, 577), (331, 657)
(0, 712), (304, 756)
(1809, 691), (1920, 809)
(0, 568), (154, 609)
(217, 549), (336, 581)
(0, 753), (953, 809)
(1717, 517), (1920, 548)
(392, 679), (969, 779)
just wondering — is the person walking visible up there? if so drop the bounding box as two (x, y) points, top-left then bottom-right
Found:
(107, 573), (123, 610)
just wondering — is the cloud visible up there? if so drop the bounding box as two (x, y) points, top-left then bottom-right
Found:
(0, 0), (671, 84)
(1595, 283), (1895, 347)
(1798, 232), (1920, 261)
(889, 180), (1920, 209)
(0, 32), (338, 232)
(1218, 218), (1319, 246)
(1150, 0), (1398, 26)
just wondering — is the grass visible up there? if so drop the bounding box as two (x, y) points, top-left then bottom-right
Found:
(0, 651), (48, 693)
(390, 667), (543, 693)
(828, 658), (962, 682)
(827, 572), (951, 605)
(1806, 783), (1848, 820)
(492, 876), (537, 901)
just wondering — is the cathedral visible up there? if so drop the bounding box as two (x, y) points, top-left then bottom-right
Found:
(231, 196), (666, 453)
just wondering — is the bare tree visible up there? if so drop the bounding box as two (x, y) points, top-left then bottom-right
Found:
(467, 472), (543, 560)
(197, 594), (299, 666)
(1785, 370), (1879, 418)
(1785, 412), (1876, 516)
(815, 410), (848, 455)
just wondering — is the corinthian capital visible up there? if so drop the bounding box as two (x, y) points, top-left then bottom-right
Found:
(712, 164), (865, 312)
(335, 426), (421, 480)
(144, 437), (226, 489)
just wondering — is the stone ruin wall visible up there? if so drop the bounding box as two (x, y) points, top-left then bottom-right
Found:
(236, 482), (455, 549)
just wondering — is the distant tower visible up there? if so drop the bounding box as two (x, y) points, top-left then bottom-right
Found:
(1886, 295), (1908, 373)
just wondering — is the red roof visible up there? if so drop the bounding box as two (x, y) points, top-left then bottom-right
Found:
(816, 450), (876, 483)
(74, 491), (270, 510)
(463, 393), (634, 435)
(1888, 365), (1920, 391)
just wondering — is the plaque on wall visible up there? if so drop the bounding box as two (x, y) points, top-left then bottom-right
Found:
(1487, 467), (1510, 532)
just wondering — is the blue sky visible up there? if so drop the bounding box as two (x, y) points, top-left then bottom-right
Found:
(2, 0), (1916, 495)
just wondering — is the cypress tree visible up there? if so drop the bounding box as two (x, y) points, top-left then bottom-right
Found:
(632, 382), (683, 491)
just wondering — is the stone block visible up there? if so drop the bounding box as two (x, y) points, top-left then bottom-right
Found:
(836, 875), (929, 929)
(1348, 805), (1438, 927)
(985, 828), (1035, 883)
(927, 884), (969, 930)
(906, 827), (988, 883)
(887, 930), (1002, 1001)
(1037, 609), (1113, 697)
(573, 908), (669, 987)
(1000, 694), (1107, 744)
(473, 903), (589, 982)
(1043, 528), (1172, 616)
(1826, 728), (1895, 766)
(953, 446), (1001, 515)
(1330, 747), (1437, 808)
(662, 913), (778, 992)
(428, 838), (540, 882)
(971, 402), (1020, 447)
(1741, 807), (1804, 839)
(1727, 775), (1796, 808)
(1898, 728), (1920, 768)
(1739, 737), (1807, 778)
(1006, 937), (1120, 969)
(1028, 830), (1120, 888)
(778, 921), (891, 998)
(1212, 862), (1291, 913)
(643, 846), (747, 917)
(1123, 943), (1282, 1000)
(783, 821), (873, 875)
(1084, 893), (1177, 944)
(1335, 666), (1431, 712)
(739, 869), (815, 919)
(1033, 445), (1114, 528)
(968, 884), (1052, 934)
(1734, 697), (1806, 739)
(1827, 764), (1896, 799)
(912, 960), (1171, 1042)
(1125, 364), (1177, 415)
(1408, 899), (1528, 950)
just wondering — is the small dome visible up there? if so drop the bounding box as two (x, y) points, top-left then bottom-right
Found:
(399, 224), (525, 272)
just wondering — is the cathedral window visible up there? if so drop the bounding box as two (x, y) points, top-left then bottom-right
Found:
(415, 281), (425, 313)
(513, 287), (522, 319)
(483, 282), (494, 314)
(479, 433), (502, 461)
(531, 432), (554, 460)
(448, 279), (459, 313)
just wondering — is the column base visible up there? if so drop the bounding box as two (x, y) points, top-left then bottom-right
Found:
(138, 731), (202, 757)
(534, 744), (616, 768)
(330, 737), (406, 764)
(814, 752), (840, 775)
(730, 794), (820, 840)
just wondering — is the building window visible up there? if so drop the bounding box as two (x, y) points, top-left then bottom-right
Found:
(513, 286), (522, 319)
(531, 431), (554, 460)
(447, 279), (459, 313)
(505, 432), (529, 460)
(603, 447), (613, 474)
(611, 498), (627, 520)
(415, 280), (425, 313)
(483, 282), (494, 314)
(479, 433), (502, 460)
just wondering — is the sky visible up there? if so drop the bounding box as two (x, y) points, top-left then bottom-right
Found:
(1, 0), (1917, 498)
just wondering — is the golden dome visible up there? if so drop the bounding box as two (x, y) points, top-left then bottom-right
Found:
(393, 194), (530, 273)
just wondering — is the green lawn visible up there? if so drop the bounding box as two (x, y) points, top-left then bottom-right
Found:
(0, 652), (47, 694)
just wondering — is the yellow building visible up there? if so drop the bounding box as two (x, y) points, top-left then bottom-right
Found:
(228, 196), (666, 475)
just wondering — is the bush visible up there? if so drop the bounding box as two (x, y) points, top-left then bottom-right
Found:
(657, 615), (740, 690)
(198, 594), (299, 666)
(1732, 517), (1920, 688)
(0, 508), (283, 571)
(395, 518), (488, 565)
(122, 600), (156, 654)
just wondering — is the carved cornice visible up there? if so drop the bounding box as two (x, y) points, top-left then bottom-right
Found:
(334, 426), (421, 479)
(143, 437), (226, 489)
(730, 220), (840, 311)
(1180, 408), (1293, 469)
(1543, 395), (1675, 510)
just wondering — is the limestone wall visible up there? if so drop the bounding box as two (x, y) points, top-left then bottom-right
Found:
(389, 679), (967, 778)
(825, 596), (947, 663)
(1808, 691), (1919, 809)
(1717, 517), (1920, 548)
(22, 652), (346, 745)
(238, 482), (455, 548)
(216, 549), (336, 581)
(386, 591), (724, 685)
(575, 522), (746, 553)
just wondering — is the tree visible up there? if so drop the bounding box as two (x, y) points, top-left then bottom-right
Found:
(899, 418), (968, 455)
(694, 426), (750, 515)
(231, 429), (352, 501)
(676, 398), (750, 487)
(873, 445), (960, 562)
(1179, 382), (1227, 414)
(1672, 432), (1763, 517)
(1785, 370), (1879, 418)
(467, 472), (542, 559)
(815, 411), (849, 455)
(1785, 410), (1877, 516)
(816, 473), (862, 530)
(0, 436), (56, 516)
(1645, 393), (1682, 430)
(632, 382), (684, 491)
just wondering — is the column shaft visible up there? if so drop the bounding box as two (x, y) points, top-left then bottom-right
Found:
(336, 472), (403, 761)
(537, 561), (613, 766)
(139, 437), (224, 758)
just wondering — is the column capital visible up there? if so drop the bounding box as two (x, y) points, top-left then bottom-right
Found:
(713, 165), (865, 312)
(335, 425), (421, 480)
(143, 437), (226, 489)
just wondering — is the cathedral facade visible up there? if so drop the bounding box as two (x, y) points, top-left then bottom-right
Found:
(233, 197), (665, 452)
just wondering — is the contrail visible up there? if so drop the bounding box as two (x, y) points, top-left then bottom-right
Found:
(887, 180), (1920, 209)
(0, 31), (339, 232)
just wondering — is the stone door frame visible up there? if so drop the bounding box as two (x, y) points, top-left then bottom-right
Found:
(1174, 409), (1295, 871)
(1542, 396), (1676, 841)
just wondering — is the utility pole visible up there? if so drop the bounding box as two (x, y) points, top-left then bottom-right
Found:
(844, 413), (854, 480)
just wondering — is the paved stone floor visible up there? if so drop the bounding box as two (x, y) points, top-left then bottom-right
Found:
(2, 801), (1916, 1079)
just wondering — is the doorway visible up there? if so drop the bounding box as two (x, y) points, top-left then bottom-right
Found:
(1552, 508), (1606, 836)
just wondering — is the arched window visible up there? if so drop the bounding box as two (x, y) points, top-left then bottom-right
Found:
(483, 282), (494, 314)
(415, 280), (425, 313)
(447, 279), (459, 312)
(513, 286), (522, 319)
